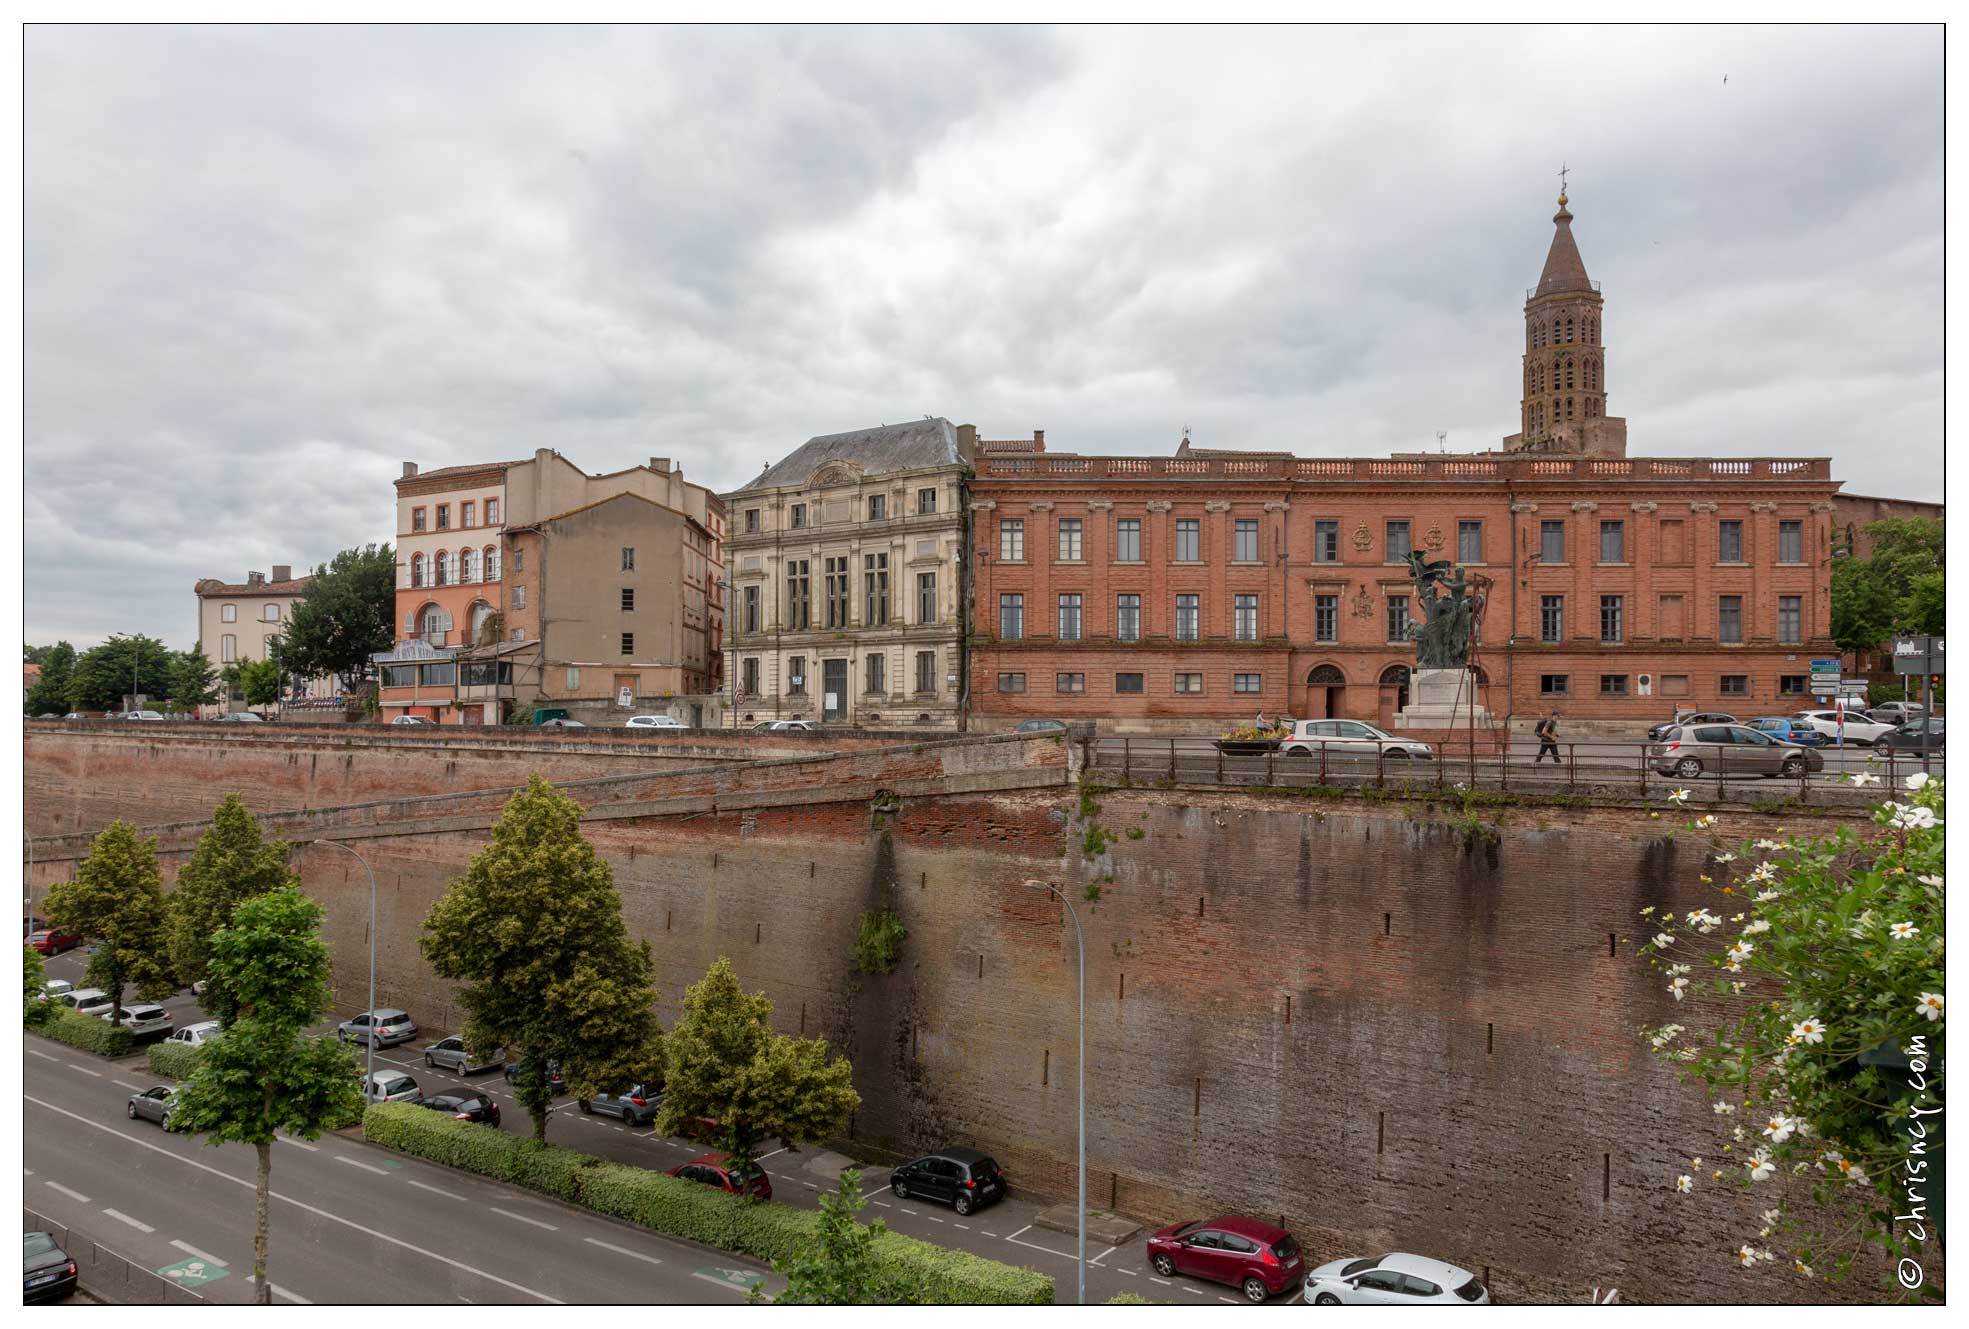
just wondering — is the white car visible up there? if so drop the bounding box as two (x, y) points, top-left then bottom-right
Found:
(168, 1020), (223, 1048)
(390, 715), (431, 725)
(361, 1070), (420, 1103)
(750, 719), (815, 732)
(122, 710), (165, 721)
(63, 988), (113, 1017)
(215, 711), (265, 723)
(101, 1003), (174, 1039)
(625, 714), (687, 730)
(1790, 709), (1897, 746)
(1280, 719), (1435, 760)
(1303, 1253), (1490, 1305)
(36, 978), (74, 1004)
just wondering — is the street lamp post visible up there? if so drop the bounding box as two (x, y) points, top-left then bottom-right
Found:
(1025, 879), (1086, 1305)
(307, 839), (379, 1090)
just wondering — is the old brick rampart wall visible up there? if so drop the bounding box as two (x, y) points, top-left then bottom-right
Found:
(22, 729), (1900, 1303)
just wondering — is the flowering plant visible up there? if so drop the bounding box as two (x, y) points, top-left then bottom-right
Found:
(1637, 775), (1943, 1293)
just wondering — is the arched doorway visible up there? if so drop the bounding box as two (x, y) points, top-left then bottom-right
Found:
(1305, 664), (1347, 720)
(468, 599), (495, 647)
(1377, 664), (1411, 729)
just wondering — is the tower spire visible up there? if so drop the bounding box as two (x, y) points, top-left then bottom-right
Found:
(1535, 188), (1593, 298)
(1506, 184), (1625, 458)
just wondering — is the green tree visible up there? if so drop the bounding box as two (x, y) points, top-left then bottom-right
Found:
(42, 821), (175, 1015)
(1830, 557), (1899, 657)
(271, 544), (397, 692)
(167, 886), (363, 1304)
(658, 956), (860, 1175)
(24, 944), (52, 1028)
(168, 645), (221, 715)
(1898, 571), (1944, 637)
(421, 775), (663, 1142)
(770, 1168), (910, 1304)
(25, 641), (75, 715)
(1832, 517), (1943, 654)
(167, 795), (299, 991)
(66, 634), (173, 712)
(219, 662), (244, 705)
(238, 659), (285, 709)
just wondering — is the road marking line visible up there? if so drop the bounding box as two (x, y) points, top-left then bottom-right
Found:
(692, 1271), (766, 1296)
(491, 1206), (559, 1231)
(955, 1223), (971, 1230)
(276, 1134), (319, 1152)
(170, 1240), (229, 1267)
(801, 1181), (817, 1190)
(1117, 1268), (1138, 1276)
(22, 1093), (564, 1303)
(901, 1208), (920, 1216)
(335, 1155), (389, 1175)
(981, 1230), (998, 1237)
(1150, 1277), (1171, 1285)
(1219, 1296), (1241, 1304)
(925, 1216), (944, 1223)
(68, 1063), (104, 1078)
(863, 1184), (892, 1198)
(873, 1201), (891, 1208)
(44, 1181), (90, 1202)
(247, 1276), (312, 1304)
(1006, 1224), (1031, 1239)
(112, 1079), (142, 1091)
(403, 1179), (464, 1201)
(102, 1207), (155, 1233)
(29, 1049), (61, 1062)
(583, 1237), (664, 1267)
(1181, 1286), (1203, 1295)
(1090, 1243), (1119, 1266)
(757, 1146), (790, 1161)
(22, 1169), (31, 1176)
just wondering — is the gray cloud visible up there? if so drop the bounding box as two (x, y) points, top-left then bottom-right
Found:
(26, 23), (1940, 648)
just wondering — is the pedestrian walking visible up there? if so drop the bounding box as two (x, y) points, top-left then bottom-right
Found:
(1534, 711), (1561, 764)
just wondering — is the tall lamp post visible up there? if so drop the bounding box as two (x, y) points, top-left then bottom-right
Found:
(1025, 879), (1086, 1305)
(307, 839), (379, 1090)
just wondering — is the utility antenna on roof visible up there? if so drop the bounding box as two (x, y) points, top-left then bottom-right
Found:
(1436, 430), (1448, 453)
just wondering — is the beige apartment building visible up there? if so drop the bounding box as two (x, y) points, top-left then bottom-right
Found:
(722, 419), (973, 728)
(192, 566), (338, 712)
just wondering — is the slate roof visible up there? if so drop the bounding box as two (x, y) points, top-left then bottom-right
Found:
(736, 418), (962, 493)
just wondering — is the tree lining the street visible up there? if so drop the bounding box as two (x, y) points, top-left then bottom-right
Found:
(64, 633), (174, 712)
(166, 795), (299, 992)
(24, 640), (75, 715)
(42, 820), (176, 1016)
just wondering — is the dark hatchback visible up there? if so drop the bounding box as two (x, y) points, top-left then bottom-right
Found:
(1877, 718), (1944, 755)
(24, 1231), (78, 1303)
(888, 1147), (1007, 1216)
(414, 1088), (501, 1126)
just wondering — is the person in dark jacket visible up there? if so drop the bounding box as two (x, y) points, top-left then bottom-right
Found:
(1534, 711), (1561, 764)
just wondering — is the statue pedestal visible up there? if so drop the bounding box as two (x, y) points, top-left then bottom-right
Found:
(1396, 667), (1492, 729)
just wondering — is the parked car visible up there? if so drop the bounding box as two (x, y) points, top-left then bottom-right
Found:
(215, 711), (265, 723)
(23, 914), (47, 937)
(1876, 718), (1944, 756)
(1651, 724), (1823, 779)
(36, 978), (74, 1004)
(168, 1020), (223, 1048)
(1790, 709), (1898, 747)
(337, 1008), (419, 1047)
(578, 1083), (662, 1125)
(1281, 719), (1434, 760)
(888, 1148), (1007, 1216)
(413, 1087), (501, 1125)
(668, 1152), (772, 1200)
(390, 715), (431, 725)
(1013, 719), (1067, 734)
(1145, 1216), (1304, 1303)
(102, 1003), (174, 1040)
(122, 710), (165, 721)
(625, 714), (687, 730)
(504, 1057), (567, 1095)
(1303, 1252), (1490, 1304)
(539, 717), (586, 729)
(361, 1070), (421, 1103)
(24, 1231), (78, 1303)
(748, 719), (814, 732)
(423, 1036), (504, 1075)
(62, 988), (113, 1018)
(1868, 701), (1929, 726)
(28, 925), (83, 956)
(1647, 711), (1737, 742)
(1749, 717), (1826, 747)
(126, 1084), (179, 1126)
(61, 712), (85, 721)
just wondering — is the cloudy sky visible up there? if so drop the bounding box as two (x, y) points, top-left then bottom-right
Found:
(25, 23), (1942, 649)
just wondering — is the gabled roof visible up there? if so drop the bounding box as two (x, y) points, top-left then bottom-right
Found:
(1534, 195), (1594, 298)
(396, 460), (524, 486)
(736, 418), (961, 493)
(195, 576), (314, 597)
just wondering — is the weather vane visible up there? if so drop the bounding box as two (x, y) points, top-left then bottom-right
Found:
(1558, 162), (1570, 195)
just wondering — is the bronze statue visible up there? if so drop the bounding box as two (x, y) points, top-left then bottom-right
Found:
(1403, 551), (1486, 669)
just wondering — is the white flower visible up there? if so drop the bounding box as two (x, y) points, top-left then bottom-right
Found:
(1905, 771), (1932, 790)
(1668, 788), (1691, 804)
(1885, 802), (1940, 831)
(1649, 1023), (1684, 1048)
(1917, 874), (1942, 888)
(1839, 1160), (1868, 1185)
(1731, 1125), (1745, 1141)
(1727, 940), (1754, 962)
(1669, 977), (1689, 1001)
(1758, 1249), (1777, 1264)
(1675, 1174), (1693, 1194)
(1753, 839), (1785, 852)
(1695, 814), (1718, 829)
(1816, 1148), (1842, 1170)
(1713, 1100), (1737, 1115)
(1794, 1120), (1815, 1139)
(1685, 909), (1723, 934)
(1725, 960), (1742, 973)
(1890, 921), (1919, 941)
(1915, 992), (1943, 1022)
(1795, 1261), (1814, 1278)
(1761, 1208), (1782, 1227)
(1743, 919), (1770, 935)
(1731, 981), (1747, 994)
(1640, 905), (1656, 916)
(1755, 889), (1780, 903)
(1736, 1245), (1759, 1267)
(1713, 851), (1736, 863)
(1850, 771), (1880, 787)
(1667, 963), (1691, 976)
(1652, 932), (1676, 949)
(1789, 1018), (1825, 1044)
(1748, 863), (1778, 885)
(1761, 1114), (1796, 1144)
(1848, 909), (1877, 939)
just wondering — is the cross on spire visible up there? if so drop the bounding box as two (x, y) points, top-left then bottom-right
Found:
(1557, 161), (1570, 201)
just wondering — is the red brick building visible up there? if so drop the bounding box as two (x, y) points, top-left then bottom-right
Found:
(968, 195), (1843, 733)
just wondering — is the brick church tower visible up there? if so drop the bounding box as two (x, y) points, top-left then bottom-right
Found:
(1503, 189), (1628, 457)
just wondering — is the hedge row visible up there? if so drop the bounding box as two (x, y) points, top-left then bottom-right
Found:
(363, 1104), (1053, 1304)
(37, 1007), (134, 1057)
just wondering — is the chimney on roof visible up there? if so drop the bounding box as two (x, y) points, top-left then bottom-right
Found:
(246, 571), (265, 588)
(272, 565), (292, 583)
(536, 447), (554, 465)
(402, 462), (418, 479)
(648, 457), (672, 474)
(955, 423), (977, 460)
(1032, 430), (1045, 452)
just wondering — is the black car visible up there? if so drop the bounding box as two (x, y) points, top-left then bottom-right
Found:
(889, 1147), (1007, 1216)
(1877, 718), (1944, 756)
(578, 1083), (662, 1126)
(504, 1057), (566, 1095)
(1647, 712), (1737, 742)
(414, 1088), (501, 1126)
(24, 1231), (78, 1303)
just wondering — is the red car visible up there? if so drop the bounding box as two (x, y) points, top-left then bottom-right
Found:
(1146, 1215), (1304, 1303)
(28, 927), (83, 956)
(668, 1152), (772, 1200)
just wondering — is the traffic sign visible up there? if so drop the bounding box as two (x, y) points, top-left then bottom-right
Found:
(1810, 657), (1842, 688)
(1893, 636), (1945, 675)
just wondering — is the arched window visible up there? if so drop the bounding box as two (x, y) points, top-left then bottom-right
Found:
(1565, 359), (1575, 389)
(1378, 664), (1411, 687)
(1566, 397), (1575, 419)
(460, 547), (477, 583)
(1307, 664), (1346, 686)
(1566, 317), (1575, 343)
(262, 603), (280, 622)
(410, 553), (425, 588)
(484, 545), (499, 581)
(422, 605), (450, 643)
(435, 551), (449, 585)
(469, 600), (494, 643)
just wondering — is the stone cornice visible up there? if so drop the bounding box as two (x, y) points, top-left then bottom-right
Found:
(1203, 500), (1232, 513)
(1570, 501), (1599, 513)
(1630, 501), (1659, 513)
(1689, 502), (1719, 513)
(1085, 500), (1115, 512)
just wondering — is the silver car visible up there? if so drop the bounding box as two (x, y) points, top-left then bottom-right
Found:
(338, 1008), (419, 1047)
(102, 1003), (174, 1039)
(168, 1020), (222, 1048)
(126, 1085), (179, 1127)
(422, 1036), (504, 1075)
(625, 714), (686, 730)
(361, 1070), (420, 1103)
(63, 988), (112, 1018)
(1281, 719), (1435, 760)
(1304, 1253), (1490, 1305)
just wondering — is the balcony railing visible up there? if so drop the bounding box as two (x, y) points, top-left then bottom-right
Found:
(970, 455), (1832, 483)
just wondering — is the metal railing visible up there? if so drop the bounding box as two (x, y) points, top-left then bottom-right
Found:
(1083, 737), (1910, 809)
(24, 1208), (206, 1305)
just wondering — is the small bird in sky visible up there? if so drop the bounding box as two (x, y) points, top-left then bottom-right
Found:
(1722, 75), (1728, 84)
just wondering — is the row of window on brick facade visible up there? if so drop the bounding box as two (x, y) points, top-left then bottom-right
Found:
(996, 669), (1271, 696)
(410, 547), (502, 587)
(994, 668), (1816, 700)
(993, 516), (1809, 567)
(1539, 672), (1813, 700)
(734, 650), (944, 699)
(740, 487), (941, 535)
(1530, 315), (1596, 349)
(409, 499), (498, 532)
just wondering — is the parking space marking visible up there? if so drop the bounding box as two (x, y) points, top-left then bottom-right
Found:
(1149, 1277), (1172, 1286)
(981, 1230), (997, 1237)
(170, 1240), (229, 1267)
(900, 1208), (920, 1216)
(954, 1223), (971, 1230)
(1117, 1268), (1138, 1277)
(873, 1201), (891, 1208)
(68, 1063), (104, 1078)
(491, 1207), (559, 1231)
(757, 1146), (789, 1161)
(334, 1155), (389, 1175)
(276, 1134), (319, 1152)
(1001, 1224), (1082, 1262)
(44, 1181), (90, 1203)
(29, 1049), (59, 1062)
(103, 1207), (156, 1233)
(403, 1179), (465, 1201)
(247, 1276), (311, 1304)
(584, 1237), (664, 1267)
(1181, 1285), (1203, 1295)
(113, 1079), (142, 1091)
(1089, 1243), (1118, 1266)
(924, 1215), (944, 1224)
(1218, 1296), (1242, 1304)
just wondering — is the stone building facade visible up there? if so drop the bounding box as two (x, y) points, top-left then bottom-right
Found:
(721, 420), (973, 728)
(193, 566), (340, 712)
(968, 197), (1843, 733)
